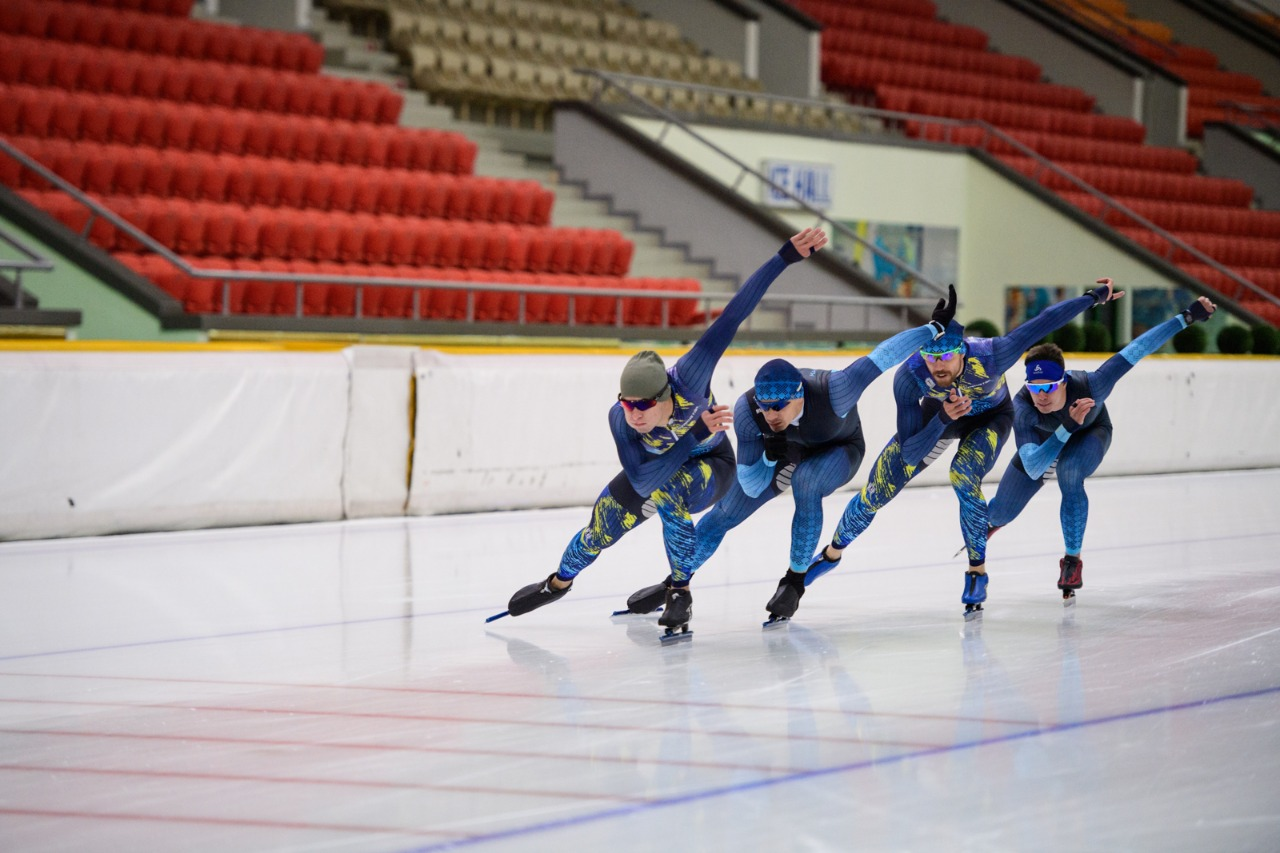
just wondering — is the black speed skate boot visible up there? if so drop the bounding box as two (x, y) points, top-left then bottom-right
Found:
(1058, 555), (1083, 606)
(614, 576), (672, 617)
(507, 573), (572, 616)
(658, 586), (692, 644)
(764, 569), (806, 629)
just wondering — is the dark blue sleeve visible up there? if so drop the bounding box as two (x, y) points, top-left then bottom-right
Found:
(1013, 394), (1070, 479)
(827, 323), (937, 417)
(733, 394), (775, 499)
(1087, 314), (1186, 402)
(673, 251), (792, 393)
(991, 295), (1096, 373)
(892, 363), (949, 467)
(610, 404), (712, 497)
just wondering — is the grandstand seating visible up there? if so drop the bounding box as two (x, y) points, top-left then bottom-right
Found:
(791, 0), (1280, 325)
(0, 0), (704, 327)
(1050, 0), (1280, 138)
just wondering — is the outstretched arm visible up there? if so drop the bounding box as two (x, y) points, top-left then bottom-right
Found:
(828, 285), (957, 416)
(674, 228), (827, 393)
(1089, 297), (1214, 401)
(992, 279), (1125, 373)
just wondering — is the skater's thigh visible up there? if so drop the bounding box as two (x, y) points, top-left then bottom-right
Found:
(683, 445), (737, 515)
(952, 413), (1012, 479)
(597, 469), (655, 528)
(792, 442), (861, 498)
(1058, 427), (1111, 484)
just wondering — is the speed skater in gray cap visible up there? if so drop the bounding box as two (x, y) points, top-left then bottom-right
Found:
(488, 228), (828, 636)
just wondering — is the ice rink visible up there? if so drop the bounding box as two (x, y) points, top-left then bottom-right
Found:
(1, 468), (1278, 852)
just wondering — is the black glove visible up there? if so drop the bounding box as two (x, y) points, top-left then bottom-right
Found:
(778, 239), (804, 265)
(762, 431), (791, 463)
(929, 284), (957, 336)
(1182, 299), (1213, 324)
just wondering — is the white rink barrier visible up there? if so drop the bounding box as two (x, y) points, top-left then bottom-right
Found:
(409, 352), (1280, 514)
(2, 348), (1277, 540)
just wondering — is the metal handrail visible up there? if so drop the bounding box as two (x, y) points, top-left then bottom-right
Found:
(0, 224), (55, 311)
(583, 71), (1280, 314)
(579, 68), (950, 300)
(0, 137), (934, 333)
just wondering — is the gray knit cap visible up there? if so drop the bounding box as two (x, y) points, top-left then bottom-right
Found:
(619, 351), (671, 400)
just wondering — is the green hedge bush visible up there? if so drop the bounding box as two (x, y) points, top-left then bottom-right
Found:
(1251, 324), (1278, 355)
(964, 319), (999, 337)
(1082, 321), (1112, 352)
(1216, 325), (1252, 354)
(1172, 324), (1207, 353)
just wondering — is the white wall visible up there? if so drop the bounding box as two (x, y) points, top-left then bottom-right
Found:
(2, 348), (1276, 541)
(621, 117), (1188, 328)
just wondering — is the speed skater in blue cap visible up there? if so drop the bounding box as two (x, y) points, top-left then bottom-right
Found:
(768, 278), (1126, 625)
(985, 295), (1216, 604)
(618, 286), (959, 622)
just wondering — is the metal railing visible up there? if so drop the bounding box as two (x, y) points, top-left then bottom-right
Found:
(582, 71), (1280, 319)
(0, 137), (935, 336)
(580, 69), (949, 300)
(0, 224), (55, 311)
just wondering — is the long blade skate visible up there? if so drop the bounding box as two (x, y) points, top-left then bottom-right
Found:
(610, 607), (662, 618)
(660, 625), (692, 644)
(762, 614), (791, 630)
(963, 604), (983, 622)
(656, 588), (692, 644)
(485, 610), (510, 623)
(1063, 590), (1076, 607)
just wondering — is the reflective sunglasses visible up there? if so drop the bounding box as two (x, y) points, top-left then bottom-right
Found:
(756, 399), (790, 412)
(923, 347), (964, 363)
(617, 383), (669, 412)
(1027, 380), (1062, 395)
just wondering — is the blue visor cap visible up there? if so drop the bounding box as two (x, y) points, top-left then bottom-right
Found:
(920, 320), (966, 355)
(1025, 360), (1065, 383)
(754, 358), (804, 402)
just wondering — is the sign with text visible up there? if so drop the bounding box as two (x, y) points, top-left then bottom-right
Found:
(762, 159), (833, 210)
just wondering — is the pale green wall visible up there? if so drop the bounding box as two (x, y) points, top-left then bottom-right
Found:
(0, 217), (203, 342)
(624, 116), (1187, 334)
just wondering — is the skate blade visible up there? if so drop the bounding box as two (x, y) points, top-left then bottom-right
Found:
(660, 627), (692, 644)
(762, 616), (791, 631)
(963, 606), (984, 622)
(610, 606), (662, 619)
(1063, 592), (1076, 607)
(485, 610), (510, 623)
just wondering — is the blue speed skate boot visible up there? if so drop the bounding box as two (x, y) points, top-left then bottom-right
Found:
(962, 570), (988, 621)
(803, 547), (842, 586)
